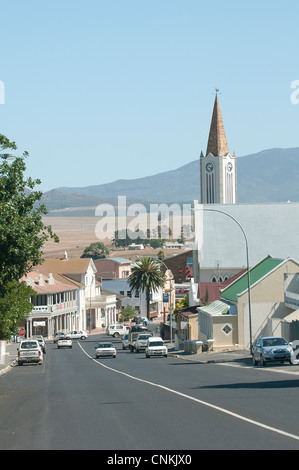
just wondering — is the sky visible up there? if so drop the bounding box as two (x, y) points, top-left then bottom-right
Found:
(0, 0), (299, 192)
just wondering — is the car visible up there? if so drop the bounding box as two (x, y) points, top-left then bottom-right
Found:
(17, 340), (43, 365)
(122, 333), (129, 350)
(133, 333), (153, 352)
(32, 335), (46, 354)
(53, 331), (67, 343)
(67, 330), (88, 340)
(106, 323), (129, 337)
(57, 336), (73, 349)
(252, 336), (294, 366)
(95, 342), (116, 358)
(145, 336), (168, 358)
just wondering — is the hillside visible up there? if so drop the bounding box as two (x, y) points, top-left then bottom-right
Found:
(42, 147), (299, 214)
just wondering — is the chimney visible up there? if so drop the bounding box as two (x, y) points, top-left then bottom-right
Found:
(48, 273), (55, 285)
(38, 274), (45, 286)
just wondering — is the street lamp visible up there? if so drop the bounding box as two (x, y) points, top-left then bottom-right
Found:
(199, 208), (253, 353)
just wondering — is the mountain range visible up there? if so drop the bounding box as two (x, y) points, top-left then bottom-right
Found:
(42, 147), (299, 216)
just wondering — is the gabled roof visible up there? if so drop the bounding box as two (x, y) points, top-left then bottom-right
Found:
(206, 94), (229, 157)
(22, 271), (77, 294)
(33, 258), (96, 288)
(199, 269), (247, 303)
(220, 255), (284, 303)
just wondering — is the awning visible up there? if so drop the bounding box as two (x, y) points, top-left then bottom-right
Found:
(197, 300), (232, 317)
(283, 309), (299, 323)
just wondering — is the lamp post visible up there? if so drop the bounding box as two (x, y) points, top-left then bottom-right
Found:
(200, 208), (253, 353)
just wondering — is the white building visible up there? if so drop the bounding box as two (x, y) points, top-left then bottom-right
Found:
(23, 257), (117, 338)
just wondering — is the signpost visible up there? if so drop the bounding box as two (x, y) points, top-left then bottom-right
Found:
(18, 327), (25, 337)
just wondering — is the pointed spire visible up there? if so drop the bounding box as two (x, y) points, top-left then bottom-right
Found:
(206, 94), (229, 157)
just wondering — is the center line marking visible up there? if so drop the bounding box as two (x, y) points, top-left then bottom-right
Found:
(79, 343), (299, 443)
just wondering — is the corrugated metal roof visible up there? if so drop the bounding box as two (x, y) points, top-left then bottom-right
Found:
(221, 255), (284, 302)
(198, 300), (232, 316)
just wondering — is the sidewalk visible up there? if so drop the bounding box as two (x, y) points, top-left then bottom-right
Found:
(167, 343), (252, 365)
(0, 341), (19, 376)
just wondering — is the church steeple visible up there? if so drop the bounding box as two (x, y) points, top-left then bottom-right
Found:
(200, 92), (237, 204)
(206, 94), (229, 157)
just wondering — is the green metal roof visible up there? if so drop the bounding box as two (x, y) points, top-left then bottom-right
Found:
(221, 255), (284, 303)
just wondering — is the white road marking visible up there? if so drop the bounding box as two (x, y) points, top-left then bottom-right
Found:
(78, 343), (299, 443)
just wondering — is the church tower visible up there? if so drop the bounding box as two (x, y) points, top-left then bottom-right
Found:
(200, 93), (237, 204)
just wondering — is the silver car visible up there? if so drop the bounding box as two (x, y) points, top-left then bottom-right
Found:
(95, 342), (116, 358)
(252, 336), (293, 366)
(122, 333), (129, 350)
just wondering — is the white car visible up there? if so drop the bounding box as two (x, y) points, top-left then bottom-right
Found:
(106, 323), (129, 338)
(67, 330), (88, 340)
(57, 336), (73, 349)
(17, 340), (43, 365)
(145, 337), (168, 358)
(95, 342), (116, 358)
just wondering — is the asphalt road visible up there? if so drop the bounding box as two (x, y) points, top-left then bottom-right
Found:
(1, 333), (299, 451)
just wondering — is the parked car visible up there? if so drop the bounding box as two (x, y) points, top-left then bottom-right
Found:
(95, 342), (116, 358)
(145, 336), (168, 358)
(17, 340), (43, 365)
(67, 330), (88, 340)
(122, 333), (129, 350)
(57, 336), (73, 349)
(32, 335), (46, 354)
(252, 336), (294, 366)
(106, 323), (129, 338)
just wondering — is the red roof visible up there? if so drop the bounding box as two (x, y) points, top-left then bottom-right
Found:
(199, 269), (247, 303)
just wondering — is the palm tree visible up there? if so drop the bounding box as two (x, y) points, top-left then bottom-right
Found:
(128, 257), (166, 321)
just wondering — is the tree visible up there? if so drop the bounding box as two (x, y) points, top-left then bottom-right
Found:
(173, 293), (189, 317)
(119, 305), (136, 323)
(128, 258), (166, 321)
(0, 134), (58, 340)
(81, 242), (109, 259)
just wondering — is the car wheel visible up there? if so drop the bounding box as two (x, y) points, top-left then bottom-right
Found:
(113, 355), (116, 358)
(252, 356), (258, 366)
(81, 336), (86, 340)
(146, 354), (150, 358)
(113, 332), (119, 337)
(260, 355), (265, 366)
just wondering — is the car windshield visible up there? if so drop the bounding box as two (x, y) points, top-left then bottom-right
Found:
(98, 343), (113, 348)
(138, 335), (151, 340)
(262, 338), (288, 347)
(21, 342), (38, 349)
(149, 341), (164, 347)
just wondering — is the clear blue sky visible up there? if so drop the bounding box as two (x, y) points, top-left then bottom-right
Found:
(0, 0), (298, 192)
